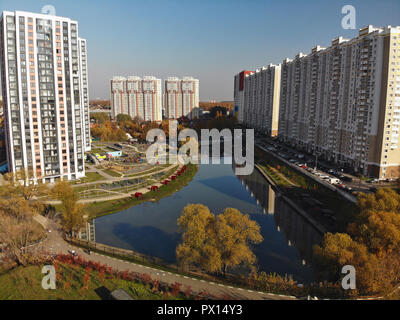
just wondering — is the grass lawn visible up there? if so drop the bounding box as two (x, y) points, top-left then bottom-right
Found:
(0, 264), (181, 300)
(71, 172), (104, 184)
(102, 169), (122, 177)
(86, 164), (198, 218)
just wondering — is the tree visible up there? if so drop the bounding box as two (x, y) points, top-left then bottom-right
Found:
(116, 113), (132, 124)
(214, 208), (263, 276)
(176, 204), (263, 276)
(90, 112), (110, 124)
(91, 120), (127, 142)
(313, 233), (381, 294)
(348, 188), (400, 255)
(1, 169), (47, 201)
(51, 181), (86, 237)
(0, 192), (45, 266)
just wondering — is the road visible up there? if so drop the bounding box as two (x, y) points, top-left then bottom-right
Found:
(33, 216), (297, 300)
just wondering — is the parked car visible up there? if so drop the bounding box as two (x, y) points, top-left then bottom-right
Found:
(68, 250), (78, 257)
(342, 176), (353, 182)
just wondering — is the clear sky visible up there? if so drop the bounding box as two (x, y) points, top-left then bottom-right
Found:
(1, 0), (400, 101)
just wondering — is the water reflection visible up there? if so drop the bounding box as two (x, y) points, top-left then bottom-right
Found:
(93, 161), (322, 282)
(236, 168), (323, 265)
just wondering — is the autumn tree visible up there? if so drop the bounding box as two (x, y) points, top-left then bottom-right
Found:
(116, 113), (132, 124)
(348, 188), (400, 255)
(214, 208), (263, 276)
(314, 188), (400, 296)
(0, 190), (46, 266)
(90, 112), (110, 124)
(176, 204), (263, 276)
(91, 120), (127, 142)
(1, 169), (47, 201)
(313, 233), (381, 295)
(51, 181), (86, 237)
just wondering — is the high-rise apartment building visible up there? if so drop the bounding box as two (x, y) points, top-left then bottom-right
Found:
(278, 25), (400, 179)
(164, 77), (199, 119)
(242, 64), (281, 136)
(0, 11), (91, 182)
(236, 25), (400, 179)
(110, 76), (162, 122)
(234, 70), (253, 123)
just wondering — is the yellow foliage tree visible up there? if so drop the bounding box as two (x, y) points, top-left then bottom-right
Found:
(176, 204), (263, 276)
(51, 181), (86, 237)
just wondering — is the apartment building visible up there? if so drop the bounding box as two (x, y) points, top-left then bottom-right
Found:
(0, 11), (91, 182)
(164, 76), (199, 119)
(234, 70), (253, 123)
(239, 64), (281, 137)
(278, 25), (400, 179)
(110, 76), (162, 122)
(236, 25), (400, 179)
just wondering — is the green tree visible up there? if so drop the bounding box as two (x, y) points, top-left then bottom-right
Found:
(176, 204), (263, 276)
(116, 113), (132, 124)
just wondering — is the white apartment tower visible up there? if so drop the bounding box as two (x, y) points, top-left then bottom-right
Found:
(164, 77), (199, 119)
(0, 11), (91, 182)
(234, 70), (253, 123)
(240, 64), (281, 137)
(110, 76), (162, 122)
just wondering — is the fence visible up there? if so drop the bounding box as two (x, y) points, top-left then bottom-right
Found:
(66, 237), (179, 271)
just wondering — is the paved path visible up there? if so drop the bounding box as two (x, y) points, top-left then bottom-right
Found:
(44, 164), (179, 205)
(34, 216), (296, 300)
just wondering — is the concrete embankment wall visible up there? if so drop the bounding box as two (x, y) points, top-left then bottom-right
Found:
(256, 145), (357, 204)
(254, 164), (326, 235)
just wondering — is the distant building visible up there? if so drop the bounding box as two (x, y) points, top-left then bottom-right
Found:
(110, 76), (162, 122)
(164, 77), (199, 119)
(234, 70), (253, 124)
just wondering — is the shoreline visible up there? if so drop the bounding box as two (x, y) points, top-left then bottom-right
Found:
(85, 163), (199, 219)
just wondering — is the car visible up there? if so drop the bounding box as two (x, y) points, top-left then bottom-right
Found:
(68, 250), (78, 257)
(369, 187), (378, 193)
(342, 176), (353, 182)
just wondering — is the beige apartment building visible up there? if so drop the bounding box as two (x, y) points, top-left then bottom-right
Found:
(278, 25), (400, 179)
(110, 76), (162, 122)
(164, 76), (199, 119)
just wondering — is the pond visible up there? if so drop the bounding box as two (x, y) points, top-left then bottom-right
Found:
(94, 159), (322, 283)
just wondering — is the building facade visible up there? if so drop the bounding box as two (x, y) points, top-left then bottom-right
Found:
(0, 11), (91, 182)
(234, 70), (253, 124)
(110, 76), (162, 122)
(235, 25), (400, 179)
(164, 76), (199, 119)
(241, 64), (281, 136)
(278, 25), (400, 179)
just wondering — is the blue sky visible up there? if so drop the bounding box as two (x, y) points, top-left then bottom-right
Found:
(1, 0), (400, 101)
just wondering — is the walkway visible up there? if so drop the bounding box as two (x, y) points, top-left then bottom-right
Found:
(34, 216), (297, 300)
